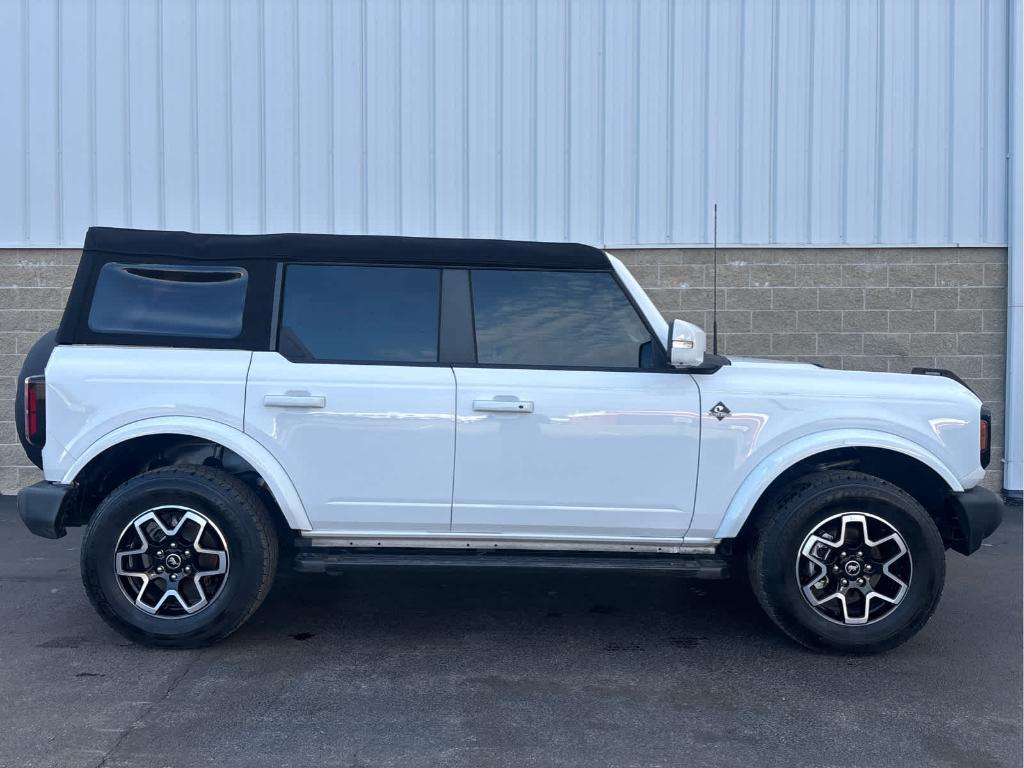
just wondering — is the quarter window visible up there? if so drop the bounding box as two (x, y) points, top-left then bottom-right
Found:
(470, 269), (655, 368)
(87, 263), (247, 339)
(278, 265), (441, 363)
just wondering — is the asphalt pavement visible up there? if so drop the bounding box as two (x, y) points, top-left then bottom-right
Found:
(0, 495), (1020, 768)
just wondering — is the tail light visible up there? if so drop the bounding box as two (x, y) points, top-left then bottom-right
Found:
(24, 375), (46, 448)
(980, 406), (991, 469)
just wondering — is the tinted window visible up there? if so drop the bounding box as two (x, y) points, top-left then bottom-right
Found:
(471, 270), (654, 368)
(88, 263), (247, 338)
(279, 265), (440, 363)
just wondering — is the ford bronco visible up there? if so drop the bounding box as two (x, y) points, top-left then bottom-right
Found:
(15, 227), (1002, 651)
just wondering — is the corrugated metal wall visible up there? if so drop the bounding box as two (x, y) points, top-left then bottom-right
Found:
(0, 0), (1010, 248)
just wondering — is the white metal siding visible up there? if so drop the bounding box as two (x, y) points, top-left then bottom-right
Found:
(0, 0), (1010, 248)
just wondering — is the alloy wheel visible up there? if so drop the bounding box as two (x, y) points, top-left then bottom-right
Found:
(114, 505), (230, 618)
(795, 512), (912, 626)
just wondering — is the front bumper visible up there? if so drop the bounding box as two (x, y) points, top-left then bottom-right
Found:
(17, 481), (73, 539)
(946, 485), (1004, 555)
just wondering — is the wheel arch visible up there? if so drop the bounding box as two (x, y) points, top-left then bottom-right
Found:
(715, 429), (962, 541)
(62, 417), (311, 531)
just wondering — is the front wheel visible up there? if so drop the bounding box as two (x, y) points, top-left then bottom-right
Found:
(748, 470), (945, 654)
(81, 466), (278, 648)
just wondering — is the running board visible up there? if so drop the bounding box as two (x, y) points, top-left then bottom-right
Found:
(292, 549), (730, 579)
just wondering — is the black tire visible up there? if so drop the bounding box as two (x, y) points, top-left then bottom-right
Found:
(81, 466), (278, 648)
(748, 470), (945, 654)
(14, 329), (57, 469)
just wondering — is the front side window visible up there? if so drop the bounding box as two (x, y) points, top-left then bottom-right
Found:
(278, 264), (440, 363)
(88, 263), (247, 338)
(470, 269), (654, 368)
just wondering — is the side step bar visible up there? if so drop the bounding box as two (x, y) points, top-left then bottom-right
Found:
(293, 549), (730, 579)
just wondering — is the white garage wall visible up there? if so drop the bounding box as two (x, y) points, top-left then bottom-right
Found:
(0, 0), (1010, 248)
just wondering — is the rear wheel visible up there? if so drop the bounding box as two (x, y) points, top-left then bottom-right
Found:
(81, 466), (278, 647)
(748, 470), (945, 653)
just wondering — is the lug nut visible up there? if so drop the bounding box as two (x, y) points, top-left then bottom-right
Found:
(857, 577), (865, 585)
(170, 542), (177, 549)
(841, 578), (849, 586)
(832, 565), (840, 573)
(156, 566), (165, 573)
(856, 550), (863, 558)
(184, 550), (191, 557)
(170, 574), (177, 581)
(184, 566), (192, 574)
(156, 550), (164, 557)
(840, 551), (847, 558)
(864, 564), (873, 572)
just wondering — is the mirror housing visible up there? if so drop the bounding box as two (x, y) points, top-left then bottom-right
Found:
(669, 319), (706, 368)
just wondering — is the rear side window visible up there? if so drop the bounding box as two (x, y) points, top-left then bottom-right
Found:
(278, 265), (441, 363)
(470, 269), (654, 368)
(87, 263), (248, 338)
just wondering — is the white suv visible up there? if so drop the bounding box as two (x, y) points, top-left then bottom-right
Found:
(16, 227), (1002, 652)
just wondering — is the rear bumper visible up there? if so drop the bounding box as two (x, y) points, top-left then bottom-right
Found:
(947, 485), (1004, 555)
(16, 481), (72, 539)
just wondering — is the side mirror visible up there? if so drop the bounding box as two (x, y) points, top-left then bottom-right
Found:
(669, 319), (706, 368)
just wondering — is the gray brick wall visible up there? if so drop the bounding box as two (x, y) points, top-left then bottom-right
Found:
(613, 246), (1008, 493)
(0, 246), (1009, 494)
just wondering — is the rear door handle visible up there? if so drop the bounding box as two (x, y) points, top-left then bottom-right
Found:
(264, 394), (326, 408)
(473, 399), (534, 413)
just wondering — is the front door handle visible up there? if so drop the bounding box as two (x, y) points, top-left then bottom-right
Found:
(473, 399), (534, 413)
(264, 394), (326, 408)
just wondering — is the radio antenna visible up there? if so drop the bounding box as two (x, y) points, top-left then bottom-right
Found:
(712, 203), (719, 356)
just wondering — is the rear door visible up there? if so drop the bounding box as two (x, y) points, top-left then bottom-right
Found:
(245, 264), (456, 533)
(451, 269), (701, 540)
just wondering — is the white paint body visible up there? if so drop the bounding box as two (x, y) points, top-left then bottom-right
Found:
(42, 267), (986, 545)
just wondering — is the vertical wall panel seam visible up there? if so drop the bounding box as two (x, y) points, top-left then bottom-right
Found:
(56, 0), (64, 244)
(123, 0), (132, 226)
(564, 0), (572, 240)
(532, 0), (539, 240)
(396, 0), (403, 233)
(462, 0), (470, 236)
(156, 0), (165, 230)
(21, 0), (29, 242)
(429, 0), (436, 235)
(981, 0), (989, 241)
(737, 0), (745, 243)
(191, 0), (200, 230)
(911, 0), (920, 240)
(225, 0), (234, 231)
(598, 0), (606, 246)
(633, 0), (641, 244)
(293, 2), (300, 230)
(840, 0), (851, 243)
(701, 0), (710, 242)
(496, 0), (503, 238)
(666, 0), (676, 243)
(769, 0), (780, 244)
(326, 0), (334, 233)
(360, 0), (368, 233)
(806, 0), (816, 244)
(258, 0), (267, 231)
(874, 0), (886, 243)
(89, 0), (97, 226)
(946, 0), (956, 242)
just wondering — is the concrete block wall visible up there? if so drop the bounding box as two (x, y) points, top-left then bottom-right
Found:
(0, 246), (1010, 494)
(613, 246), (1007, 493)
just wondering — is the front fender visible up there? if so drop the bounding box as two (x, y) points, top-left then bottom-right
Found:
(712, 428), (962, 540)
(59, 416), (312, 531)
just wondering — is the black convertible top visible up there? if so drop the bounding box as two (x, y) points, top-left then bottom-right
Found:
(59, 227), (612, 350)
(83, 227), (611, 271)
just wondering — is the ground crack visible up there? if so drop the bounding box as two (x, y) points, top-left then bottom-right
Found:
(91, 651), (202, 768)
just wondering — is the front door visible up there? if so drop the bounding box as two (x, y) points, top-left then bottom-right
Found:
(451, 268), (701, 540)
(245, 264), (455, 533)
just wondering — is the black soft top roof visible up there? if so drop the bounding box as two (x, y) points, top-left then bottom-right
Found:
(83, 227), (611, 271)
